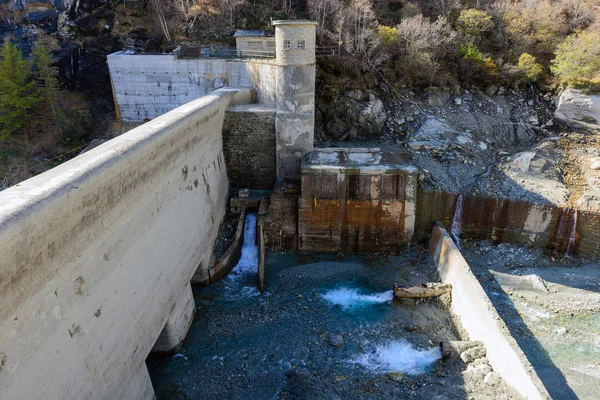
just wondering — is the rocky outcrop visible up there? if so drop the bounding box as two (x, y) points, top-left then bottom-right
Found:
(316, 90), (387, 140)
(555, 89), (600, 126)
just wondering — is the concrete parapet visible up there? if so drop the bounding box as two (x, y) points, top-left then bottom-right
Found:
(429, 223), (551, 400)
(0, 87), (248, 399)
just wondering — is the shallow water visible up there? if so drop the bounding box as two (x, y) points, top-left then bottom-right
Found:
(147, 241), (459, 399)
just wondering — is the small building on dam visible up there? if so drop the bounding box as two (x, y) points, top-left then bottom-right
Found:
(1, 18), (599, 400)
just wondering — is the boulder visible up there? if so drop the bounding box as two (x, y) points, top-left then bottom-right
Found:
(385, 371), (404, 383)
(328, 334), (344, 348)
(426, 90), (450, 107)
(484, 371), (501, 386)
(576, 190), (600, 212)
(511, 152), (536, 172)
(555, 89), (600, 126)
(485, 85), (498, 96)
(409, 116), (462, 152)
(318, 90), (387, 139)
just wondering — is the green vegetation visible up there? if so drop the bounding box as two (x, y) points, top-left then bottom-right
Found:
(551, 31), (600, 88)
(0, 39), (40, 139)
(518, 53), (544, 83)
(0, 39), (95, 186)
(456, 9), (494, 37)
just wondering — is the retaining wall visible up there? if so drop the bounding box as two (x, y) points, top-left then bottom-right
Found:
(429, 224), (551, 400)
(0, 87), (250, 399)
(222, 105), (277, 189)
(415, 190), (600, 256)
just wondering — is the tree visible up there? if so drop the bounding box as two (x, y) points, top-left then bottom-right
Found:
(308, 0), (341, 31)
(148, 0), (173, 42)
(0, 39), (40, 139)
(32, 44), (61, 133)
(518, 53), (543, 82)
(551, 31), (600, 87)
(456, 9), (494, 37)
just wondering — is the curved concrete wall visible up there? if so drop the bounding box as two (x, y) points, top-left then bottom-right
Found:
(0, 87), (249, 399)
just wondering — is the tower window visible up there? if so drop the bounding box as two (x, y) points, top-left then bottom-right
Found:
(283, 40), (291, 50)
(296, 40), (305, 50)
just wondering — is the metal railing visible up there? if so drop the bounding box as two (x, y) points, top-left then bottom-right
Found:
(316, 45), (342, 57)
(175, 46), (275, 60)
(174, 45), (342, 59)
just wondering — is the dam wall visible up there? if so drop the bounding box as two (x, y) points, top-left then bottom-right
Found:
(107, 54), (282, 121)
(415, 191), (600, 256)
(222, 105), (277, 189)
(0, 87), (251, 399)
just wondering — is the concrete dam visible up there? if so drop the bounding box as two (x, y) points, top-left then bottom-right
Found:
(1, 20), (598, 400)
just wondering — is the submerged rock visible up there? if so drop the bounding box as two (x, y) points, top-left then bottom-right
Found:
(328, 334), (344, 348)
(386, 371), (405, 383)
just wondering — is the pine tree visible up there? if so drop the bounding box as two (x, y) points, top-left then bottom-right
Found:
(0, 39), (40, 139)
(32, 44), (61, 134)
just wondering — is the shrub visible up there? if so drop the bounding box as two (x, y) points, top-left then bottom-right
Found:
(396, 14), (457, 63)
(456, 8), (494, 37)
(517, 53), (543, 82)
(459, 43), (483, 63)
(551, 31), (600, 87)
(400, 2), (420, 20)
(502, 0), (567, 60)
(378, 25), (398, 46)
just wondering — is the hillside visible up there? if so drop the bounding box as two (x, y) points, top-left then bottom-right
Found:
(0, 0), (599, 188)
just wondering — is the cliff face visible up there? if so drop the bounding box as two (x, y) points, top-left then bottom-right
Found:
(0, 0), (162, 111)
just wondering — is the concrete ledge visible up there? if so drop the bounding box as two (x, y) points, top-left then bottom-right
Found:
(429, 223), (551, 400)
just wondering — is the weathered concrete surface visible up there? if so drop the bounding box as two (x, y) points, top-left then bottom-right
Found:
(151, 284), (196, 353)
(555, 89), (600, 126)
(414, 191), (600, 256)
(222, 105), (276, 189)
(108, 54), (269, 120)
(0, 87), (250, 399)
(298, 148), (417, 251)
(429, 224), (551, 400)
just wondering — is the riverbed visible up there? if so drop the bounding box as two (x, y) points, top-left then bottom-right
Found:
(147, 215), (522, 399)
(462, 241), (600, 400)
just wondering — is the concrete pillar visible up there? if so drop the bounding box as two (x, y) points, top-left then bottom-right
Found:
(151, 283), (196, 353)
(272, 20), (318, 182)
(120, 362), (156, 400)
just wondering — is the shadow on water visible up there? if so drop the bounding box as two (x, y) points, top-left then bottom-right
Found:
(480, 269), (578, 399)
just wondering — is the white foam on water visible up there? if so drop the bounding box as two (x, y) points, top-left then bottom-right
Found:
(353, 340), (442, 375)
(228, 213), (258, 279)
(223, 213), (260, 298)
(321, 287), (394, 310)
